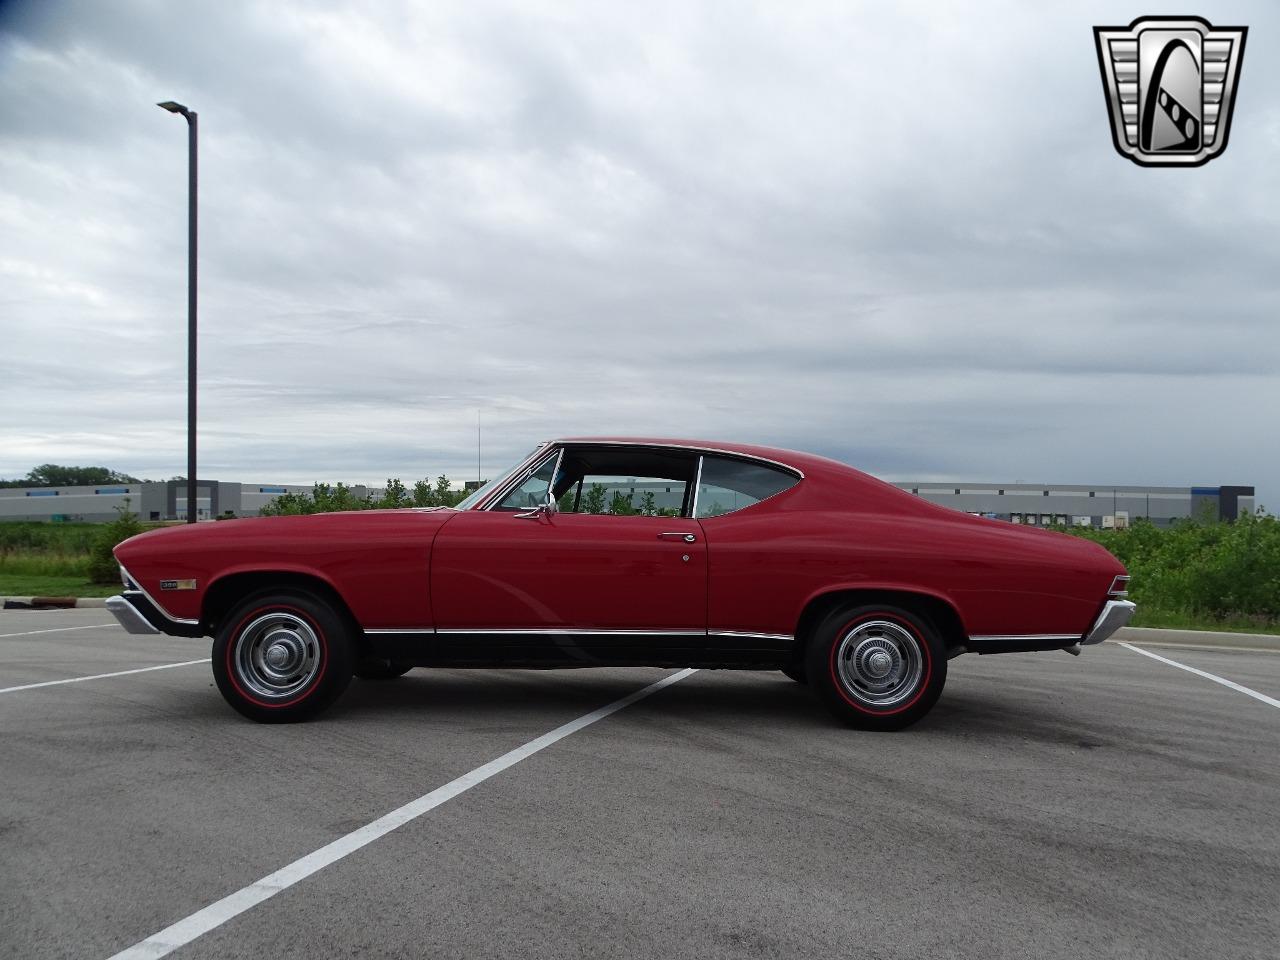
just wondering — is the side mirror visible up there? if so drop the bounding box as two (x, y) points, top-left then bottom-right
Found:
(515, 499), (558, 520)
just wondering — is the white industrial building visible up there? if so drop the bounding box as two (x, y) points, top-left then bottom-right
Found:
(0, 480), (319, 522)
(0, 477), (1255, 527)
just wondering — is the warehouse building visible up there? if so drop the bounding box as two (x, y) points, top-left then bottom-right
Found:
(0, 477), (1256, 527)
(0, 479), (319, 522)
(892, 483), (1255, 528)
(561, 479), (1255, 528)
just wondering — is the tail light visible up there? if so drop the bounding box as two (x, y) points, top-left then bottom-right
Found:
(1108, 575), (1130, 597)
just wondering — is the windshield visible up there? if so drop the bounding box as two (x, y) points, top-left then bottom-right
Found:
(453, 444), (547, 510)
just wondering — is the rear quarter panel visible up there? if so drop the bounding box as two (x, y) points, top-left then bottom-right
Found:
(703, 498), (1122, 639)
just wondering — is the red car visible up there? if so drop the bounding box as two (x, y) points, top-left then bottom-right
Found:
(107, 438), (1134, 729)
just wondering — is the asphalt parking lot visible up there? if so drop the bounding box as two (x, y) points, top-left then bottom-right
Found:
(2, 610), (1277, 960)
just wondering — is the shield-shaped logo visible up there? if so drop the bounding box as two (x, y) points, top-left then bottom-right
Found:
(1094, 16), (1247, 166)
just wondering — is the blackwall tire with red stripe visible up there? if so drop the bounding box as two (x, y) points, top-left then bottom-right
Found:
(805, 603), (946, 731)
(212, 590), (354, 723)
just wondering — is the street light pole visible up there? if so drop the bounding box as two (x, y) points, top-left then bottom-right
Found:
(158, 101), (198, 523)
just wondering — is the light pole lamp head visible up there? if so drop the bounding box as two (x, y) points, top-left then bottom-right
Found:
(157, 100), (192, 118)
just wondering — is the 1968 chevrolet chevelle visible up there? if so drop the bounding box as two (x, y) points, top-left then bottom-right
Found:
(107, 438), (1134, 729)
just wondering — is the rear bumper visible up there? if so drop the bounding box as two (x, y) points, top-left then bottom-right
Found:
(1083, 599), (1136, 645)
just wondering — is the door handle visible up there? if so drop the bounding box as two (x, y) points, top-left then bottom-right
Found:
(658, 532), (697, 543)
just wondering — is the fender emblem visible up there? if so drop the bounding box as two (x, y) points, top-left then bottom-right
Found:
(159, 579), (198, 591)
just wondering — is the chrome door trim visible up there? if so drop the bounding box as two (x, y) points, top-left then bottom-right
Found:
(689, 455), (704, 520)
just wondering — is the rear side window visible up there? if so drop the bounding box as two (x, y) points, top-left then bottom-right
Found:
(694, 456), (798, 518)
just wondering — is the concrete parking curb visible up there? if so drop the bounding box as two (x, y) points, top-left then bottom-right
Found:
(1112, 625), (1280, 653)
(1, 596), (109, 610)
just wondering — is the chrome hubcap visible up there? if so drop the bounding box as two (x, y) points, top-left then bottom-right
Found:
(233, 612), (322, 701)
(834, 620), (924, 708)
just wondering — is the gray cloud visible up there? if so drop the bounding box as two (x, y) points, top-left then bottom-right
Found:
(0, 0), (1276, 507)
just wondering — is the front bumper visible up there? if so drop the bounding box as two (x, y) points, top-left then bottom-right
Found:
(1083, 599), (1136, 645)
(106, 594), (160, 635)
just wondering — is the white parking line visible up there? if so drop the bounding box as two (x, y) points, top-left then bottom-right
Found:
(106, 667), (698, 960)
(1120, 642), (1280, 709)
(0, 659), (211, 694)
(0, 623), (116, 639)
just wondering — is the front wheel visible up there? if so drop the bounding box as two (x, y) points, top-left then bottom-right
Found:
(212, 591), (354, 723)
(805, 603), (946, 731)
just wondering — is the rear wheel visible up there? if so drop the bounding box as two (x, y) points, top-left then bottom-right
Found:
(212, 590), (354, 723)
(354, 657), (413, 680)
(805, 603), (946, 731)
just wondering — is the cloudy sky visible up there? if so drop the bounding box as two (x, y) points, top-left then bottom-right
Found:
(1, 1), (1276, 505)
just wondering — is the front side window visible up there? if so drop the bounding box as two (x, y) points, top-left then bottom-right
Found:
(552, 446), (697, 516)
(494, 454), (559, 511)
(456, 444), (547, 510)
(558, 475), (686, 516)
(694, 456), (798, 518)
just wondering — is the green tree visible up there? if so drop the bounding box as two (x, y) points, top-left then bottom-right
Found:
(261, 482), (373, 516)
(412, 479), (436, 507)
(582, 483), (608, 515)
(436, 474), (461, 506)
(558, 485), (579, 513)
(0, 465), (141, 488)
(609, 491), (636, 516)
(316, 482), (373, 513)
(376, 478), (410, 509)
(87, 503), (145, 583)
(639, 490), (657, 516)
(260, 490), (316, 516)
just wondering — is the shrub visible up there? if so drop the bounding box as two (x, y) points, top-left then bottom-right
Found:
(1067, 511), (1280, 623)
(87, 507), (146, 584)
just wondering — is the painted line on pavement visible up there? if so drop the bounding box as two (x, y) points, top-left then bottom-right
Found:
(0, 659), (211, 695)
(1119, 642), (1280, 709)
(0, 623), (115, 639)
(106, 667), (699, 960)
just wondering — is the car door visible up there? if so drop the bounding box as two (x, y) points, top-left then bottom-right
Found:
(430, 446), (706, 633)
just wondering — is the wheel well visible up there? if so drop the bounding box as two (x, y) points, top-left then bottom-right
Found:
(793, 589), (967, 659)
(202, 571), (361, 640)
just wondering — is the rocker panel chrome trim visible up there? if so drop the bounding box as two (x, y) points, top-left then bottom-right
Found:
(710, 630), (794, 641)
(967, 633), (1081, 643)
(364, 628), (794, 640)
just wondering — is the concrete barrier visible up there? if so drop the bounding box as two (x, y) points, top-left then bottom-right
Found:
(2, 596), (108, 609)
